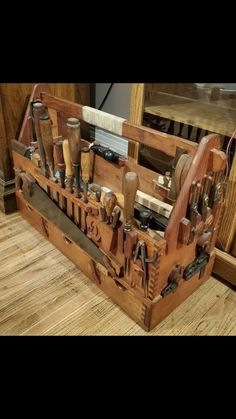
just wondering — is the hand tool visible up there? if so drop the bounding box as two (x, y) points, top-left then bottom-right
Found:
(54, 141), (66, 188)
(32, 102), (47, 176)
(81, 147), (91, 204)
(103, 192), (117, 224)
(90, 144), (127, 166)
(21, 180), (106, 267)
(198, 174), (213, 220)
(54, 141), (66, 211)
(112, 206), (121, 229)
(96, 190), (101, 202)
(139, 210), (151, 231)
(123, 172), (139, 232)
(11, 139), (34, 159)
(134, 240), (148, 297)
(62, 139), (74, 193)
(39, 114), (55, 180)
(67, 118), (81, 198)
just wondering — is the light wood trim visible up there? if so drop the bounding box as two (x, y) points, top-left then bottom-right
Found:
(129, 84), (145, 163)
(213, 248), (236, 287)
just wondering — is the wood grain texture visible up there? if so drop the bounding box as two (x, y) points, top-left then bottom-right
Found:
(0, 93), (14, 180)
(145, 91), (236, 137)
(129, 84), (145, 163)
(216, 152), (236, 252)
(213, 248), (236, 286)
(0, 210), (234, 336)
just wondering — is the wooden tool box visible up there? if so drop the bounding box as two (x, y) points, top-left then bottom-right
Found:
(12, 84), (227, 331)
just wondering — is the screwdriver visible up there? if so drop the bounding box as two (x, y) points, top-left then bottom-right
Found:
(67, 118), (81, 198)
(81, 147), (91, 204)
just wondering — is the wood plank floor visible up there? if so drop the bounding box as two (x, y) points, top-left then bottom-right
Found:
(0, 211), (235, 336)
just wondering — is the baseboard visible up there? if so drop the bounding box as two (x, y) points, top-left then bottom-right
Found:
(0, 177), (17, 214)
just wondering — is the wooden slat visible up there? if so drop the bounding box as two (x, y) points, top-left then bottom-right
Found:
(213, 248), (236, 287)
(41, 92), (198, 158)
(217, 152), (236, 252)
(122, 122), (198, 157)
(129, 83), (145, 163)
(41, 92), (84, 120)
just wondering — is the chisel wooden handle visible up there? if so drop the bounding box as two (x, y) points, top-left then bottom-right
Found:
(63, 139), (73, 193)
(81, 147), (91, 183)
(81, 147), (91, 203)
(32, 102), (47, 175)
(63, 139), (73, 176)
(67, 118), (81, 164)
(123, 172), (139, 232)
(55, 141), (65, 188)
(39, 114), (54, 178)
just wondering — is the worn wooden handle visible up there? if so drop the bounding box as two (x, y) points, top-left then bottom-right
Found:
(81, 147), (90, 183)
(55, 141), (65, 174)
(103, 192), (117, 217)
(62, 139), (73, 177)
(123, 172), (139, 230)
(39, 115), (54, 165)
(55, 141), (65, 165)
(67, 118), (81, 164)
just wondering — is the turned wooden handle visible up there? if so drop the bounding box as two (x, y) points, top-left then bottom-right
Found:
(103, 192), (117, 217)
(63, 139), (73, 177)
(32, 102), (45, 140)
(55, 141), (65, 172)
(81, 147), (90, 183)
(123, 172), (139, 230)
(39, 115), (54, 165)
(67, 118), (81, 164)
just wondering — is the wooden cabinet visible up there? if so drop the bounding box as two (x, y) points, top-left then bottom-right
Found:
(0, 83), (92, 213)
(129, 83), (236, 286)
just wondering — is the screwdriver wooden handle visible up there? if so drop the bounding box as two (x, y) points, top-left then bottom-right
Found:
(103, 192), (117, 218)
(67, 118), (81, 164)
(81, 147), (91, 183)
(123, 172), (139, 232)
(62, 139), (73, 177)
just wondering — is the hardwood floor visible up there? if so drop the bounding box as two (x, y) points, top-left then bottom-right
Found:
(0, 211), (235, 336)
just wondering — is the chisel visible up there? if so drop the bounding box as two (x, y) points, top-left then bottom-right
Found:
(123, 172), (139, 232)
(39, 114), (55, 180)
(63, 139), (74, 194)
(55, 141), (66, 211)
(123, 172), (139, 275)
(81, 147), (91, 204)
(67, 118), (81, 198)
(32, 102), (47, 176)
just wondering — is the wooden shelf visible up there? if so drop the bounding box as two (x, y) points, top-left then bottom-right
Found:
(145, 92), (236, 137)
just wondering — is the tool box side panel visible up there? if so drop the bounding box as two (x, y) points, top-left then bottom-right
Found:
(149, 252), (215, 330)
(16, 191), (147, 329)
